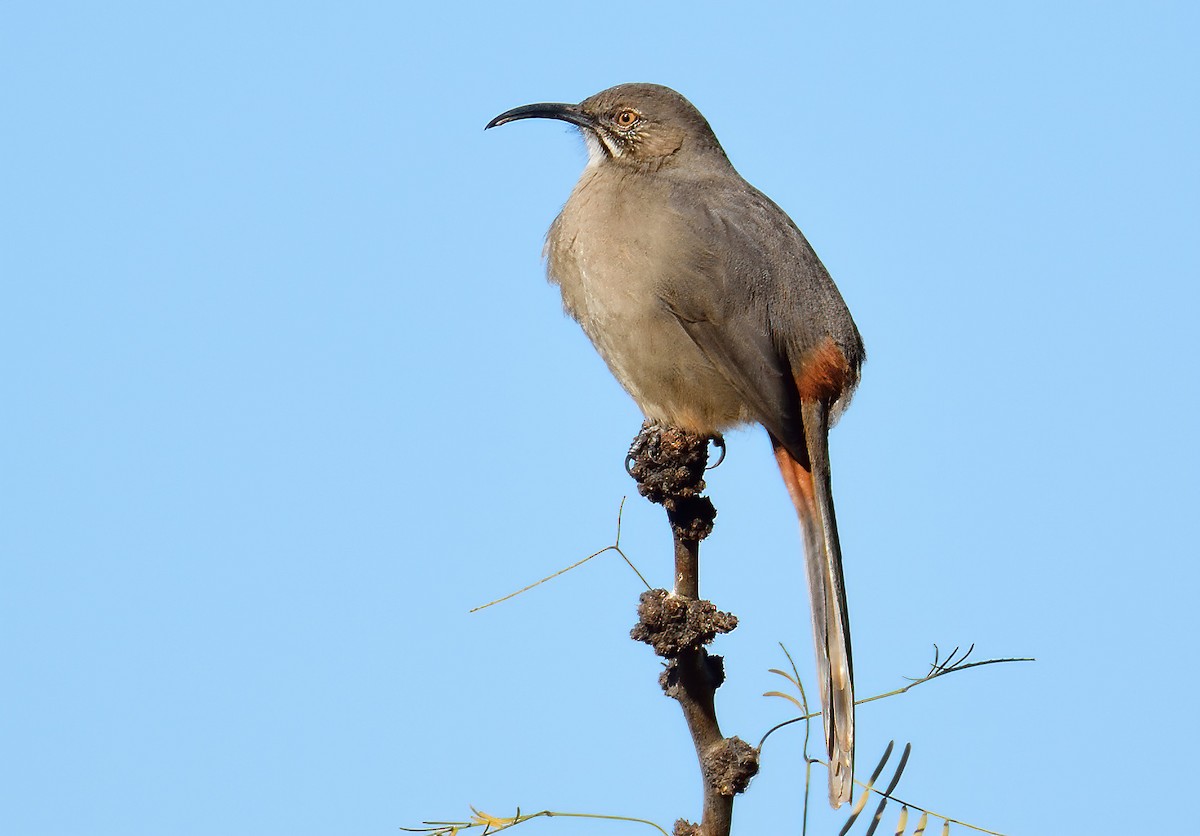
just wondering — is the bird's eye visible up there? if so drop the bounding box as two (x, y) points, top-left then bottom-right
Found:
(615, 109), (639, 128)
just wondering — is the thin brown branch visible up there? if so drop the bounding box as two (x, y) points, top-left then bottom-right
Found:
(626, 424), (753, 836)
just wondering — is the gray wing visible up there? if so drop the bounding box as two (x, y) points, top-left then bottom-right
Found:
(660, 288), (807, 461)
(656, 177), (862, 461)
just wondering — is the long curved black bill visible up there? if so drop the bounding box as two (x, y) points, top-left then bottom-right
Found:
(485, 102), (595, 131)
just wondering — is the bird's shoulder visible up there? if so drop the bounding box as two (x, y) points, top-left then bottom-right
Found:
(659, 170), (864, 374)
(666, 174), (822, 269)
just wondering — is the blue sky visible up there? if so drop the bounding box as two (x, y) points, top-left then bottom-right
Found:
(3, 3), (1197, 834)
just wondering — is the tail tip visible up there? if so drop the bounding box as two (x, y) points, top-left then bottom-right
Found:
(827, 748), (854, 808)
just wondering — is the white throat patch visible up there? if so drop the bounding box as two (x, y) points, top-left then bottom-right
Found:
(582, 129), (621, 167)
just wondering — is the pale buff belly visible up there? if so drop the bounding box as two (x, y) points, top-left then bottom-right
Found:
(557, 261), (753, 434)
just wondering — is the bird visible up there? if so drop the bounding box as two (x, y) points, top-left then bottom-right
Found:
(486, 82), (864, 808)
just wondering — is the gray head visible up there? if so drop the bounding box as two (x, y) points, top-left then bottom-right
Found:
(486, 83), (728, 171)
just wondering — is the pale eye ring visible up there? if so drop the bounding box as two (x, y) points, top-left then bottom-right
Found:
(614, 109), (639, 129)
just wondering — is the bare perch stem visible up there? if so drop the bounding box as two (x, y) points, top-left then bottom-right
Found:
(627, 424), (756, 836)
(674, 535), (700, 601)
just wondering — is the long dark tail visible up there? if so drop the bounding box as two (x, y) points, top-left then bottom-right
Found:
(771, 398), (854, 808)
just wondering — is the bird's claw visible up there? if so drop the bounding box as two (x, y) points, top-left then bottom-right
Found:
(707, 434), (726, 469)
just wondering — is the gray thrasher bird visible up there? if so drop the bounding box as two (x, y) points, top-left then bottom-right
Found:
(486, 83), (864, 807)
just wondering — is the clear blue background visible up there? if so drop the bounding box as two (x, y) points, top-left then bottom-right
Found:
(3, 3), (1197, 834)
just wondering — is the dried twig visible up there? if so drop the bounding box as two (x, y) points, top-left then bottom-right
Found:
(470, 498), (650, 612)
